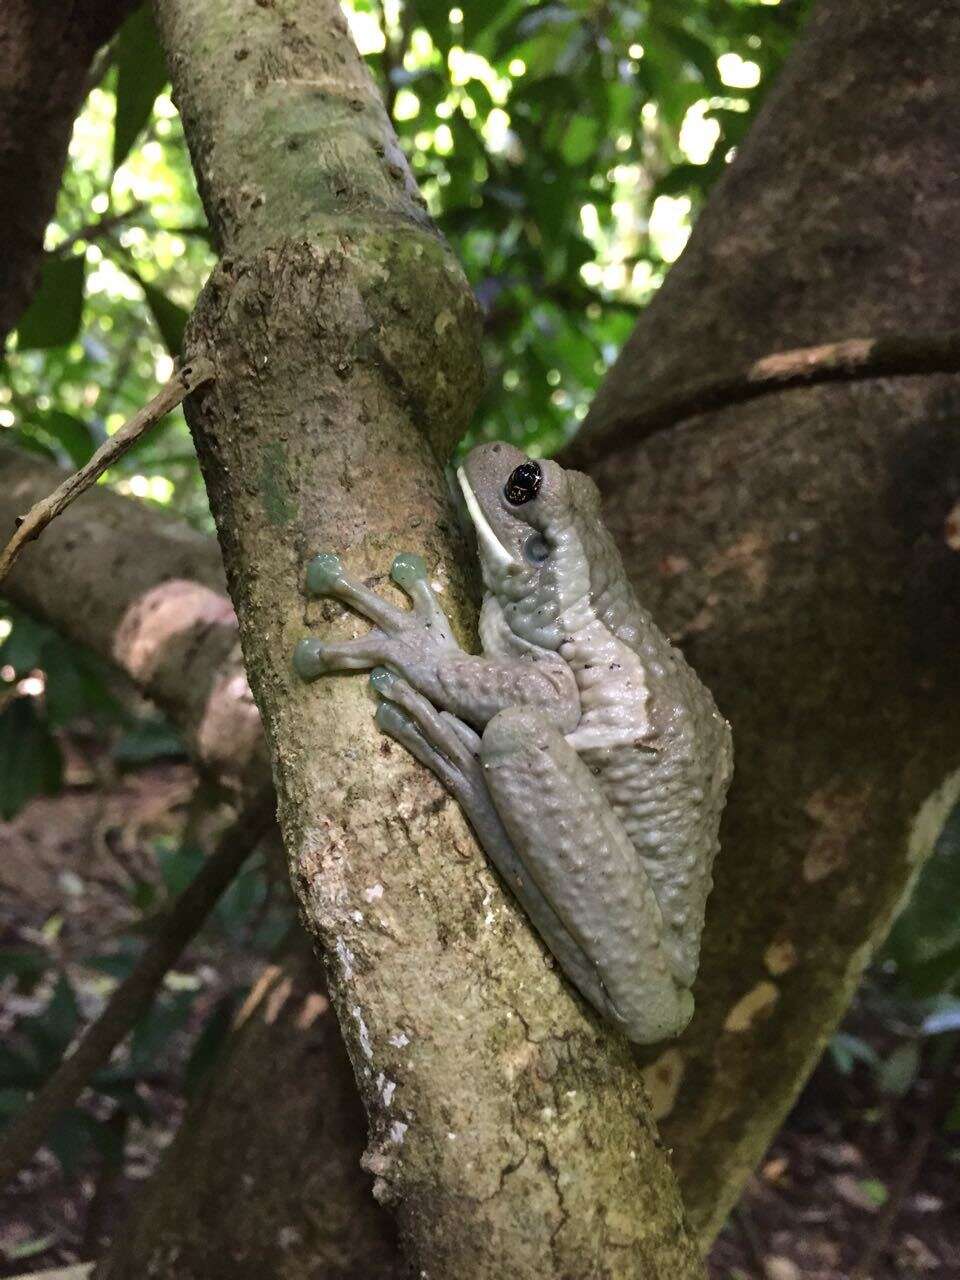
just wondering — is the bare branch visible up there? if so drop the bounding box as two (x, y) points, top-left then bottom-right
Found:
(564, 331), (960, 470)
(0, 357), (214, 585)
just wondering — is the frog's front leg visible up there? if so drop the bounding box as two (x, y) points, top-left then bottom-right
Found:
(481, 707), (696, 1045)
(293, 553), (579, 731)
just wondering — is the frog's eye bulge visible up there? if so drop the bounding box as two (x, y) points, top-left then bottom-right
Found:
(524, 533), (550, 564)
(504, 461), (542, 505)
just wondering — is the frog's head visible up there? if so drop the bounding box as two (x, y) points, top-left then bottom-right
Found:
(458, 441), (608, 649)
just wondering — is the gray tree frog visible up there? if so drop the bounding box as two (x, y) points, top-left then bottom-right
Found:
(293, 443), (732, 1044)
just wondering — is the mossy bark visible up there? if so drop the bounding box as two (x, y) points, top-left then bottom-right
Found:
(128, 2), (703, 1277)
(566, 0), (960, 1243)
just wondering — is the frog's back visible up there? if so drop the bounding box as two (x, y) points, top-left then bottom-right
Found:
(569, 486), (733, 985)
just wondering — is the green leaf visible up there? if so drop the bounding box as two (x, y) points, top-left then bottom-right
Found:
(0, 947), (51, 986)
(877, 1040), (921, 1097)
(0, 1044), (43, 1090)
(26, 975), (80, 1066)
(113, 716), (187, 765)
(184, 994), (238, 1097)
(857, 1178), (889, 1208)
(922, 1000), (960, 1036)
(157, 844), (204, 897)
(128, 991), (195, 1071)
(0, 616), (48, 677)
(561, 116), (599, 166)
(0, 697), (63, 819)
(829, 1031), (879, 1076)
(40, 410), (96, 467)
(140, 279), (189, 356)
(5, 1235), (55, 1262)
(113, 5), (169, 169)
(45, 1107), (101, 1178)
(887, 802), (960, 986)
(15, 256), (85, 350)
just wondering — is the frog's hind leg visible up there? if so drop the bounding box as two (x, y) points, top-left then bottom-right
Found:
(371, 671), (607, 1014)
(480, 707), (695, 1045)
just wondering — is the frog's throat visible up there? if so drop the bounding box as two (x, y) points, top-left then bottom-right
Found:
(456, 467), (517, 571)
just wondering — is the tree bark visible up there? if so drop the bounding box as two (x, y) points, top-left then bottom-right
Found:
(0, 0), (137, 344)
(0, 445), (263, 788)
(564, 0), (960, 1243)
(140, 1), (703, 1277)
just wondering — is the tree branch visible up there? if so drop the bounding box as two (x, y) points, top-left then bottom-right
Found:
(0, 358), (214, 585)
(0, 449), (400, 1278)
(0, 0), (139, 344)
(0, 785), (276, 1191)
(572, 0), (960, 1245)
(564, 331), (960, 470)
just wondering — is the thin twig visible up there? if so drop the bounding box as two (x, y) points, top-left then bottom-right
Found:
(0, 785), (276, 1191)
(0, 356), (214, 585)
(53, 202), (146, 259)
(564, 331), (960, 469)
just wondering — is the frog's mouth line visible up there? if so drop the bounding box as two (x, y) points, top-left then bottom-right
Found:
(456, 467), (517, 571)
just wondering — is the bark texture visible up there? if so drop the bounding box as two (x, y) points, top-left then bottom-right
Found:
(0, 0), (136, 344)
(565, 0), (960, 1242)
(146, 1), (703, 1276)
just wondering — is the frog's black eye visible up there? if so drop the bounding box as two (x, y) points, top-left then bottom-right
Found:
(504, 461), (542, 505)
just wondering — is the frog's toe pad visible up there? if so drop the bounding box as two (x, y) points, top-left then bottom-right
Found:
(390, 552), (428, 588)
(375, 699), (414, 738)
(306, 553), (345, 596)
(369, 666), (396, 696)
(293, 637), (328, 681)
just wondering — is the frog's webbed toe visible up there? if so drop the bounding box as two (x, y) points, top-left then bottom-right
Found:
(375, 695), (481, 803)
(294, 552), (461, 691)
(390, 553), (455, 640)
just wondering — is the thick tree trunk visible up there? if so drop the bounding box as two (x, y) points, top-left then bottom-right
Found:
(565, 0), (960, 1242)
(12, 0), (957, 1267)
(130, 1), (702, 1277)
(0, 1), (136, 344)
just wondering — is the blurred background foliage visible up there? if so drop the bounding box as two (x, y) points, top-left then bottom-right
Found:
(1, 0), (958, 1229)
(0, 0), (815, 830)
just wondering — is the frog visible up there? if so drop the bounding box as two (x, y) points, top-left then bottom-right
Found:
(293, 442), (732, 1044)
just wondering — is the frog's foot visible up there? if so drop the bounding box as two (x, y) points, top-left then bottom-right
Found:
(371, 668), (481, 786)
(293, 553), (460, 684)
